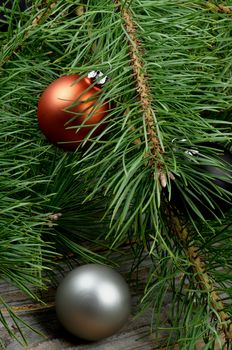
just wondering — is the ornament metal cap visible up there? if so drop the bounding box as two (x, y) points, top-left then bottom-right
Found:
(88, 70), (108, 85)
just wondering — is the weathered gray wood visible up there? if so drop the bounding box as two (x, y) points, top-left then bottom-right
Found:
(0, 248), (171, 350)
(3, 305), (167, 350)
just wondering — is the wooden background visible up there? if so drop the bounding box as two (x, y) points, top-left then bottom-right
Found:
(0, 248), (171, 350)
(0, 247), (217, 350)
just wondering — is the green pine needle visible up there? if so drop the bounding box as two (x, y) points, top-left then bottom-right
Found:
(0, 0), (232, 348)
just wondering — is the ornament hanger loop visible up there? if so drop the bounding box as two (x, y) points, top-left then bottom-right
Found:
(88, 70), (108, 85)
(171, 137), (199, 157)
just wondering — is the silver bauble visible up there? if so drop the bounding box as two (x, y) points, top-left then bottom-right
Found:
(55, 264), (131, 341)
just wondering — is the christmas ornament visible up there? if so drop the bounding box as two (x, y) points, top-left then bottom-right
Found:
(0, 0), (30, 31)
(55, 264), (131, 341)
(170, 142), (232, 218)
(200, 144), (232, 191)
(37, 72), (109, 150)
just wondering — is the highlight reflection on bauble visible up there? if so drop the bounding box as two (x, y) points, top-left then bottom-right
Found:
(55, 264), (131, 341)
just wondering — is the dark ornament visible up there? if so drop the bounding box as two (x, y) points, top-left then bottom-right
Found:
(0, 0), (30, 31)
(170, 143), (232, 219)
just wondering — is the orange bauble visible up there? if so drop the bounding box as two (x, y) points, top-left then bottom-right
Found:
(37, 74), (109, 150)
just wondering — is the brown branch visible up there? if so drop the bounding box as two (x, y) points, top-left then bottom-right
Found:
(114, 1), (166, 185)
(116, 0), (232, 342)
(1, 302), (55, 315)
(31, 1), (57, 27)
(47, 212), (62, 227)
(167, 208), (232, 341)
(217, 4), (232, 14)
(205, 2), (232, 15)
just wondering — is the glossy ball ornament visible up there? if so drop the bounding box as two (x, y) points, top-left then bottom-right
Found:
(55, 264), (131, 341)
(37, 74), (109, 150)
(170, 143), (232, 219)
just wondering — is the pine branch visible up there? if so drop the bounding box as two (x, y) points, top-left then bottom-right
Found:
(1, 301), (54, 315)
(1, 1), (232, 347)
(0, 296), (44, 346)
(31, 0), (58, 27)
(166, 206), (232, 342)
(114, 0), (168, 187)
(0, 0), (59, 68)
(206, 2), (232, 15)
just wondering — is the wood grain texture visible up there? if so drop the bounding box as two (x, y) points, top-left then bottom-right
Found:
(0, 249), (171, 350)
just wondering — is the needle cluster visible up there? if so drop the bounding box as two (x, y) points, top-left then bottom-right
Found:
(0, 0), (232, 348)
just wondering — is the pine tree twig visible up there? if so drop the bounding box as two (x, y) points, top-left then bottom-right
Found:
(167, 208), (232, 341)
(1, 1), (59, 68)
(75, 5), (85, 17)
(47, 213), (62, 228)
(205, 2), (232, 15)
(114, 0), (169, 187)
(217, 4), (232, 14)
(0, 302), (55, 315)
(31, 1), (57, 27)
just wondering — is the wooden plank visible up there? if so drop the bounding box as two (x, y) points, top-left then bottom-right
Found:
(7, 309), (161, 350)
(0, 249), (171, 349)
